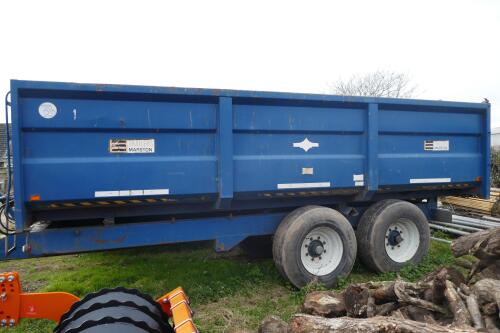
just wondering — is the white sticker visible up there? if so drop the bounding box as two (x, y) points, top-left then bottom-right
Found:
(293, 138), (319, 152)
(38, 102), (57, 119)
(409, 178), (451, 184)
(355, 181), (364, 186)
(109, 139), (155, 154)
(353, 174), (364, 181)
(143, 189), (169, 195)
(277, 182), (331, 189)
(130, 190), (144, 196)
(302, 167), (314, 175)
(95, 190), (120, 198)
(95, 188), (169, 197)
(424, 140), (449, 151)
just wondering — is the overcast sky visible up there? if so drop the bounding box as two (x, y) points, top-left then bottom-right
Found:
(1, 0), (499, 126)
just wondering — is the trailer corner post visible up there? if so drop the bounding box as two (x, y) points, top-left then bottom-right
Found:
(216, 96), (234, 209)
(481, 103), (491, 199)
(10, 82), (27, 232)
(367, 103), (379, 191)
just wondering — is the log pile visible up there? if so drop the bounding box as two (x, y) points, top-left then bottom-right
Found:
(441, 188), (500, 216)
(259, 227), (500, 333)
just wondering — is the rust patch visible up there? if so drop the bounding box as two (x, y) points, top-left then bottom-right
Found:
(93, 235), (127, 245)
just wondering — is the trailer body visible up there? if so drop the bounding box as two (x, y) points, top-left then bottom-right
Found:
(2, 80), (490, 259)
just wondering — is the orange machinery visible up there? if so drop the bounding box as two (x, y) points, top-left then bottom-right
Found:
(0, 271), (197, 332)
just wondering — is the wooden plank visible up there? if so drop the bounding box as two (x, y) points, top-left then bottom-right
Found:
(440, 188), (499, 216)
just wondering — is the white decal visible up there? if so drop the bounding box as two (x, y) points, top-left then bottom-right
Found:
(95, 190), (120, 197)
(277, 182), (331, 189)
(95, 189), (169, 197)
(355, 181), (364, 186)
(143, 189), (169, 195)
(73, 109), (77, 120)
(424, 140), (449, 151)
(130, 190), (144, 196)
(410, 178), (451, 184)
(293, 138), (319, 152)
(302, 167), (314, 175)
(109, 139), (155, 154)
(38, 102), (57, 119)
(353, 174), (364, 181)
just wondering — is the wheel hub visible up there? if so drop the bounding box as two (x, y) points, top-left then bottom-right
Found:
(387, 229), (403, 247)
(307, 239), (325, 257)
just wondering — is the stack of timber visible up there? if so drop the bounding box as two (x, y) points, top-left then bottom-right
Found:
(441, 188), (500, 216)
(258, 227), (500, 333)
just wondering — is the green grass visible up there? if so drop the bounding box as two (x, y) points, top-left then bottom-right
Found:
(0, 239), (457, 332)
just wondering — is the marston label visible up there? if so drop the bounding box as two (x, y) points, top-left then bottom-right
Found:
(109, 139), (155, 153)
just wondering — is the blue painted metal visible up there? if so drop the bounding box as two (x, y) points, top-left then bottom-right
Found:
(367, 103), (379, 191)
(6, 213), (285, 259)
(3, 79), (490, 260)
(482, 103), (491, 198)
(216, 96), (234, 209)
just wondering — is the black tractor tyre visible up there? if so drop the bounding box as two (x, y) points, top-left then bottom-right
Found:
(272, 206), (357, 288)
(239, 235), (273, 258)
(54, 288), (173, 333)
(356, 199), (430, 273)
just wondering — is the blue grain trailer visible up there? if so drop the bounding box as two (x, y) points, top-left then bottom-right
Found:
(1, 80), (490, 287)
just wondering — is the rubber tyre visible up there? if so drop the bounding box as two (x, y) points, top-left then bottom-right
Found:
(356, 199), (430, 273)
(272, 206), (357, 288)
(432, 208), (452, 222)
(240, 235), (273, 258)
(54, 288), (173, 333)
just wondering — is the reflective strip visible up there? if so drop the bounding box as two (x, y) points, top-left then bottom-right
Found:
(95, 189), (169, 197)
(95, 191), (120, 197)
(144, 189), (169, 195)
(277, 182), (331, 189)
(410, 178), (451, 184)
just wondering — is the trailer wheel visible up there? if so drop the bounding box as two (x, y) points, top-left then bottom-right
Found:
(273, 206), (357, 288)
(54, 287), (173, 333)
(356, 200), (430, 273)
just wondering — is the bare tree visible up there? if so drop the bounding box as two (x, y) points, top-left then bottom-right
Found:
(329, 70), (417, 98)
